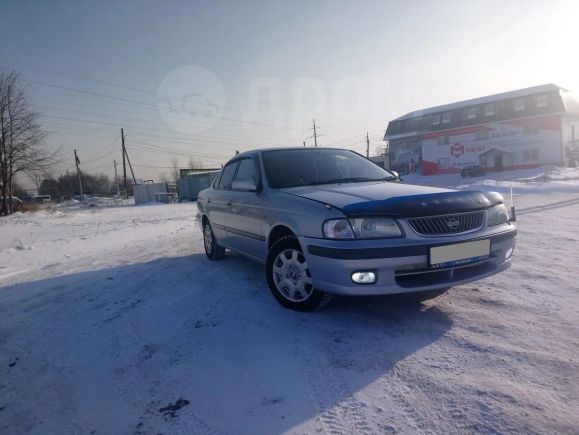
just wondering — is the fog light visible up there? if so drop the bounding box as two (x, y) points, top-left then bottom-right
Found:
(505, 247), (514, 260)
(351, 271), (376, 285)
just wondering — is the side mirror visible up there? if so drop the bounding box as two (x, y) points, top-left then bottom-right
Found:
(390, 170), (399, 178)
(232, 178), (258, 192)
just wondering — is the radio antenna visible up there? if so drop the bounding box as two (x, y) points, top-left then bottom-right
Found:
(510, 185), (517, 222)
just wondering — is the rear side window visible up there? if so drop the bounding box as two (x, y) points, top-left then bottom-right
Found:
(218, 161), (238, 190)
(234, 158), (258, 183)
(212, 170), (223, 188)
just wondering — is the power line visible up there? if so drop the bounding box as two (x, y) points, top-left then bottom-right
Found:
(39, 114), (278, 153)
(37, 103), (297, 148)
(0, 56), (292, 124)
(24, 78), (299, 132)
(323, 134), (366, 146)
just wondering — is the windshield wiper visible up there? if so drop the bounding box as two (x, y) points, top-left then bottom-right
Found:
(376, 176), (398, 182)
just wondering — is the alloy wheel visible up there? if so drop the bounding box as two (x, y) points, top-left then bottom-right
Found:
(204, 224), (213, 254)
(272, 249), (313, 302)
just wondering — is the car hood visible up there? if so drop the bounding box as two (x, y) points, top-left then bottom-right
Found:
(281, 181), (502, 217)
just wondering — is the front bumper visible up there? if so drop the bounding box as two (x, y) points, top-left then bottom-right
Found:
(300, 226), (516, 296)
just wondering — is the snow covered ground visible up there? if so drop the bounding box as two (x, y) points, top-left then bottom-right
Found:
(1, 167), (578, 434)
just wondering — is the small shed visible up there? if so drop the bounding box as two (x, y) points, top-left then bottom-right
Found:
(478, 147), (514, 171)
(178, 171), (219, 202)
(134, 182), (169, 205)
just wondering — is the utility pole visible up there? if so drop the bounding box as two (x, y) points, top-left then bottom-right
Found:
(366, 132), (370, 158)
(74, 149), (83, 200)
(113, 159), (120, 196)
(124, 147), (137, 185)
(313, 119), (318, 147)
(121, 128), (127, 199)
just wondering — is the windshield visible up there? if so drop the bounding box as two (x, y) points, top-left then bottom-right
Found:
(262, 149), (395, 188)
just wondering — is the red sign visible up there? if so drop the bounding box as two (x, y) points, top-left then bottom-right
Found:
(450, 142), (465, 158)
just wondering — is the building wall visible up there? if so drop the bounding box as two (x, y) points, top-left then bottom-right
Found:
(562, 115), (579, 163)
(134, 182), (169, 205)
(420, 114), (562, 175)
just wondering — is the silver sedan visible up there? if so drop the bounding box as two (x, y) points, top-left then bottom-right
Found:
(197, 148), (516, 311)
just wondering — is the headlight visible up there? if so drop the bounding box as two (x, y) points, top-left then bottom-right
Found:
(487, 204), (509, 226)
(323, 219), (355, 239)
(350, 217), (402, 238)
(323, 217), (402, 239)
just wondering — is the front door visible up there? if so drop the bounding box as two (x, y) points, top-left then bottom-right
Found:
(223, 157), (265, 259)
(494, 155), (503, 171)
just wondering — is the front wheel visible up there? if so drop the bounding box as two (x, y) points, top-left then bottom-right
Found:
(266, 236), (332, 311)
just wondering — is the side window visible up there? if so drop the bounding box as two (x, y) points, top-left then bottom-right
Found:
(212, 170), (223, 188)
(234, 158), (258, 184)
(218, 162), (238, 190)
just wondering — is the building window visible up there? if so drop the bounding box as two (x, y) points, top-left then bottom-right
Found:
(523, 149), (539, 162)
(432, 114), (440, 126)
(524, 124), (540, 135)
(484, 104), (495, 116)
(437, 136), (450, 146)
(475, 130), (489, 141)
(514, 98), (526, 112)
(398, 120), (406, 133)
(442, 112), (451, 124)
(537, 94), (548, 108)
(464, 107), (477, 120)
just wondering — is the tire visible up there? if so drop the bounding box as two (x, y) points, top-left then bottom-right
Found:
(203, 221), (225, 260)
(266, 235), (332, 311)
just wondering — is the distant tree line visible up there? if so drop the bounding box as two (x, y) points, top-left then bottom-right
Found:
(0, 70), (59, 215)
(38, 172), (118, 199)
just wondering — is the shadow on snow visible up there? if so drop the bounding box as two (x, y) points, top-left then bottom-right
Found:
(0, 251), (453, 434)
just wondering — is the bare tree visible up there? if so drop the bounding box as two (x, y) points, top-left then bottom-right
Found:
(170, 157), (180, 183)
(158, 171), (170, 183)
(0, 70), (58, 215)
(187, 156), (203, 170)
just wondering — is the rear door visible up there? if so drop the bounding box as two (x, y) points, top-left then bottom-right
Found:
(223, 156), (265, 259)
(209, 160), (239, 241)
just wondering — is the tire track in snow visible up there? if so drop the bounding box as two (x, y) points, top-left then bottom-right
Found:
(376, 365), (439, 435)
(294, 318), (373, 434)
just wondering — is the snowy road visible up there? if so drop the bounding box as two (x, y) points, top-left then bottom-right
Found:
(1, 176), (578, 433)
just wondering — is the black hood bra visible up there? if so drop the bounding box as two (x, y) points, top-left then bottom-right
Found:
(342, 190), (504, 218)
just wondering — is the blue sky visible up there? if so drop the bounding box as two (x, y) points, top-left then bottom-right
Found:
(1, 0), (578, 182)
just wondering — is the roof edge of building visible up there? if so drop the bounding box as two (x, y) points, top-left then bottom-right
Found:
(391, 83), (565, 122)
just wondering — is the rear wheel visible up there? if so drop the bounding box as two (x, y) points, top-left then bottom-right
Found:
(266, 236), (332, 311)
(203, 221), (225, 260)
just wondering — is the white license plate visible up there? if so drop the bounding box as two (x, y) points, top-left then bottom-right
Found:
(430, 239), (490, 268)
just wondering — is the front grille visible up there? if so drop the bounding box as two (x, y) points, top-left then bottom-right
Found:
(408, 210), (485, 236)
(395, 261), (495, 288)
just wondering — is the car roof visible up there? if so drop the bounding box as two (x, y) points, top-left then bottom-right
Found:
(232, 147), (355, 159)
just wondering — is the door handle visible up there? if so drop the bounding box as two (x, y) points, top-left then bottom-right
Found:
(227, 201), (232, 206)
(207, 198), (211, 203)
